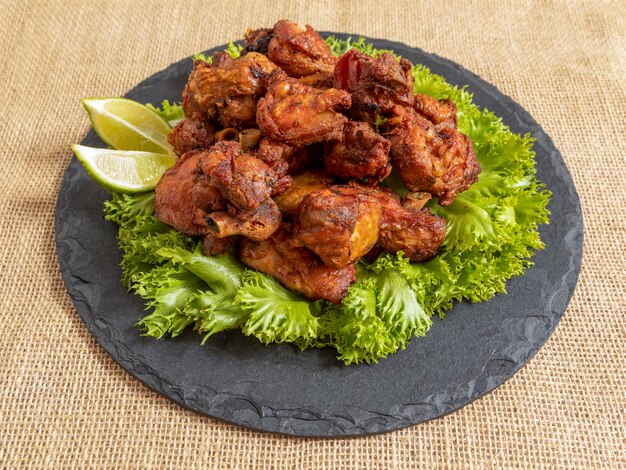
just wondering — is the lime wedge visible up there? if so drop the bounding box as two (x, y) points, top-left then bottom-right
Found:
(82, 98), (173, 155)
(72, 144), (177, 193)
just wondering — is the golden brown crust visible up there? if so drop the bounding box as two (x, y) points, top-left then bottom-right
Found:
(239, 224), (357, 303)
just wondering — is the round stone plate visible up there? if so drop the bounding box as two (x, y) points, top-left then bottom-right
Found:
(55, 33), (583, 437)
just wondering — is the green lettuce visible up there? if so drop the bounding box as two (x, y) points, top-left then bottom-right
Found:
(102, 37), (551, 364)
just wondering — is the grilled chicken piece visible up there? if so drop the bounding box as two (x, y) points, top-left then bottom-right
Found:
(256, 70), (351, 146)
(293, 186), (381, 269)
(350, 183), (446, 261)
(267, 20), (336, 81)
(199, 141), (290, 211)
(324, 121), (391, 184)
(239, 224), (357, 303)
(155, 151), (225, 236)
(274, 170), (335, 216)
(387, 105), (480, 206)
(334, 49), (414, 115)
(413, 93), (457, 128)
(185, 53), (277, 128)
(168, 118), (216, 156)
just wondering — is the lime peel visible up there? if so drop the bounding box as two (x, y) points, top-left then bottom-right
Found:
(72, 144), (177, 193)
(82, 98), (174, 155)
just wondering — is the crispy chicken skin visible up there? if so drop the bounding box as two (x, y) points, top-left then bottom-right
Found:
(293, 187), (381, 269)
(324, 121), (391, 183)
(168, 118), (216, 156)
(239, 224), (357, 303)
(413, 93), (457, 128)
(267, 20), (337, 79)
(387, 105), (480, 206)
(185, 53), (277, 128)
(199, 141), (289, 211)
(274, 170), (335, 216)
(155, 151), (225, 236)
(256, 70), (351, 146)
(334, 49), (414, 115)
(350, 183), (447, 261)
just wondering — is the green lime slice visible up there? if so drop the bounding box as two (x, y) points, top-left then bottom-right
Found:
(82, 98), (173, 155)
(72, 144), (177, 193)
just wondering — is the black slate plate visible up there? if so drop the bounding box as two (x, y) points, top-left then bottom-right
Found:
(55, 34), (583, 437)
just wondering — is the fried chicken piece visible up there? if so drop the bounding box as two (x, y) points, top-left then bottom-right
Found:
(387, 105), (480, 206)
(239, 224), (357, 303)
(413, 93), (457, 128)
(199, 141), (290, 211)
(256, 137), (295, 176)
(257, 70), (351, 146)
(167, 118), (216, 156)
(350, 183), (447, 262)
(243, 27), (274, 55)
(293, 187), (381, 269)
(334, 49), (414, 115)
(324, 121), (391, 184)
(203, 233), (233, 256)
(206, 200), (282, 240)
(267, 20), (336, 80)
(186, 53), (277, 128)
(154, 151), (225, 236)
(274, 170), (335, 216)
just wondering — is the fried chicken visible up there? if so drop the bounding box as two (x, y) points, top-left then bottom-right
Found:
(292, 186), (381, 269)
(239, 224), (357, 303)
(349, 183), (447, 262)
(168, 118), (216, 156)
(267, 20), (337, 81)
(387, 105), (480, 206)
(274, 170), (335, 216)
(154, 151), (225, 237)
(185, 53), (277, 128)
(334, 49), (414, 115)
(206, 199), (282, 240)
(413, 93), (457, 128)
(257, 70), (351, 146)
(198, 140), (290, 211)
(324, 121), (391, 184)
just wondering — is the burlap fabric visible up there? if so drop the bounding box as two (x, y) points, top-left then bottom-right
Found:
(1, 0), (624, 468)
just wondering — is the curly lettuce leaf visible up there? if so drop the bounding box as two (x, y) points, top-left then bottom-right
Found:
(146, 100), (184, 127)
(237, 271), (321, 347)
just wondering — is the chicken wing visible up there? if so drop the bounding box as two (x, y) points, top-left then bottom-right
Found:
(267, 20), (336, 81)
(293, 186), (381, 269)
(324, 121), (391, 183)
(257, 70), (351, 146)
(334, 49), (414, 115)
(349, 183), (447, 262)
(239, 224), (357, 303)
(413, 93), (457, 128)
(185, 53), (277, 128)
(387, 105), (480, 206)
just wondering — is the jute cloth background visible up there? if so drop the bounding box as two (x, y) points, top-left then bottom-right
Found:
(0, 0), (624, 468)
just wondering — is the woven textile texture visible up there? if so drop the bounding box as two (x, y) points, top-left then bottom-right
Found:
(1, 0), (624, 468)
